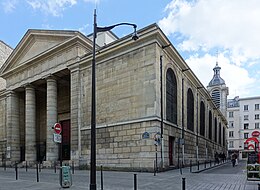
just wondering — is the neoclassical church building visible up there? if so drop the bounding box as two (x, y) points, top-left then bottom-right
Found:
(0, 24), (228, 171)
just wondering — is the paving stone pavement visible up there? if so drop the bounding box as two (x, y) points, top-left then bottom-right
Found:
(0, 160), (259, 190)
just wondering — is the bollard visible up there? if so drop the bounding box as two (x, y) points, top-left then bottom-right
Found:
(190, 160), (192, 173)
(15, 162), (18, 180)
(182, 177), (186, 190)
(153, 160), (156, 176)
(197, 161), (199, 171)
(204, 160), (206, 169)
(26, 161), (28, 172)
(180, 163), (182, 175)
(134, 174), (137, 190)
(36, 163), (39, 182)
(101, 165), (103, 190)
(54, 161), (56, 173)
(210, 160), (211, 167)
(4, 160), (6, 171)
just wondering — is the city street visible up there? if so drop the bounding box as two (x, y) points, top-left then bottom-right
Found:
(0, 160), (259, 190)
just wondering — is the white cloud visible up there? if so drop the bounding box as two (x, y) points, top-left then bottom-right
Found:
(26, 0), (77, 17)
(2, 0), (18, 13)
(159, 0), (260, 98)
(159, 0), (260, 65)
(186, 53), (255, 98)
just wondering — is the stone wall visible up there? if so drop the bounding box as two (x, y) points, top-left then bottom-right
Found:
(81, 120), (160, 171)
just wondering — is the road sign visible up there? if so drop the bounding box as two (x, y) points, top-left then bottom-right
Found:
(53, 133), (62, 143)
(54, 123), (62, 134)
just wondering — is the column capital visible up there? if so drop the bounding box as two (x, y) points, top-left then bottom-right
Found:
(42, 74), (58, 81)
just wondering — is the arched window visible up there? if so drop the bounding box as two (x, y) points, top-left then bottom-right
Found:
(223, 126), (225, 146)
(219, 123), (222, 145)
(200, 101), (205, 136)
(187, 88), (194, 131)
(166, 69), (177, 124)
(211, 89), (220, 108)
(214, 117), (217, 143)
(208, 111), (212, 140)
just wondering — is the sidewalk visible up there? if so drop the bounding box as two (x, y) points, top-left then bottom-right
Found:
(0, 160), (259, 190)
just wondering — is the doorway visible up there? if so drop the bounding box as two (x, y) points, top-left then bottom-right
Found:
(169, 136), (175, 166)
(60, 120), (71, 160)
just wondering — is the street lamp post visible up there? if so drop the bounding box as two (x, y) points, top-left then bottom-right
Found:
(90, 9), (138, 190)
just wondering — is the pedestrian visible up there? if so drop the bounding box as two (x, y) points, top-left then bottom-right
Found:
(234, 153), (238, 165)
(215, 152), (219, 164)
(231, 153), (236, 167)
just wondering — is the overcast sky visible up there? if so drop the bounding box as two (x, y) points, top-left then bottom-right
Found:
(1, 0), (260, 99)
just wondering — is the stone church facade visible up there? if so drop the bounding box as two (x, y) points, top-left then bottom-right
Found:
(0, 24), (227, 171)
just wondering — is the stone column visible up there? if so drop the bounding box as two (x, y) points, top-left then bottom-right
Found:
(6, 91), (20, 163)
(25, 85), (37, 161)
(46, 77), (58, 161)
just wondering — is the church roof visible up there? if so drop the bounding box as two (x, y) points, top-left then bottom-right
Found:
(208, 62), (225, 86)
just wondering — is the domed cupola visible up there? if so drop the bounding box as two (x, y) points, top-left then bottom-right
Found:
(208, 63), (225, 87)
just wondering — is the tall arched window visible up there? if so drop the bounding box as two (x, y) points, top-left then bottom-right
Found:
(200, 101), (205, 136)
(223, 126), (225, 146)
(187, 88), (194, 131)
(214, 117), (217, 143)
(208, 111), (212, 140)
(219, 123), (222, 145)
(166, 69), (177, 124)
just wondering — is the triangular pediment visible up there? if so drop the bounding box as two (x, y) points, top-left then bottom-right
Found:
(0, 29), (92, 75)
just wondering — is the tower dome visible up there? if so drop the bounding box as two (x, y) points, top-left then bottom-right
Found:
(208, 63), (225, 86)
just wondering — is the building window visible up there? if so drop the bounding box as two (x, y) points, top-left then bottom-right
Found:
(211, 89), (220, 108)
(244, 133), (249, 139)
(255, 114), (260, 120)
(187, 88), (194, 132)
(229, 121), (234, 128)
(229, 112), (234, 118)
(255, 104), (260, 110)
(219, 123), (222, 145)
(229, 141), (234, 148)
(244, 123), (249, 129)
(200, 101), (205, 136)
(244, 115), (249, 120)
(214, 117), (218, 143)
(208, 111), (212, 140)
(229, 131), (234, 137)
(255, 123), (260, 129)
(244, 105), (249, 111)
(166, 69), (177, 124)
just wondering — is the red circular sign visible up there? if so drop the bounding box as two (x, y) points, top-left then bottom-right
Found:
(252, 131), (260, 137)
(54, 123), (62, 134)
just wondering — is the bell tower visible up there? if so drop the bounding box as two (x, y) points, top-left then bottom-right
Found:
(207, 59), (229, 116)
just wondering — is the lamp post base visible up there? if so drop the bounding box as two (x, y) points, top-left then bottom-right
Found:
(90, 184), (97, 190)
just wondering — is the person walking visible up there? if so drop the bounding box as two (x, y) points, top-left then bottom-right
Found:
(231, 153), (236, 167)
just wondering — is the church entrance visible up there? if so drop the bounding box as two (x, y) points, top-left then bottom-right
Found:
(60, 120), (71, 160)
(169, 136), (175, 166)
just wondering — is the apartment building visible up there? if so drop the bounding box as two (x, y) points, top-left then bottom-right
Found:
(227, 96), (260, 159)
